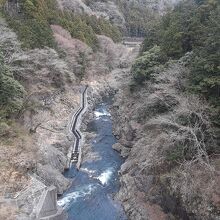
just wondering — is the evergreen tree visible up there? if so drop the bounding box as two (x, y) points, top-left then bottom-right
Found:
(0, 51), (25, 119)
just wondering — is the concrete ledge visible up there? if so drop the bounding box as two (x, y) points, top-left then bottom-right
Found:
(39, 206), (67, 220)
(35, 186), (67, 220)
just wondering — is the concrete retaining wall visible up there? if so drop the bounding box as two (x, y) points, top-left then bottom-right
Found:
(35, 186), (67, 220)
(66, 85), (88, 169)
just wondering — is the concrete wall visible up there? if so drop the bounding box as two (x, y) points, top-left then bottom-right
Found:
(35, 186), (67, 220)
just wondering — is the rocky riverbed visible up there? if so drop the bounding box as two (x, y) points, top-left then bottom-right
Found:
(58, 98), (127, 220)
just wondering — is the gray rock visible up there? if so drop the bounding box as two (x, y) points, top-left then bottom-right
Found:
(112, 143), (130, 158)
(89, 1), (126, 30)
(36, 164), (70, 195)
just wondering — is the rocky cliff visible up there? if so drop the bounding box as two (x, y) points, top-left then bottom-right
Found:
(111, 56), (220, 219)
(58, 0), (179, 35)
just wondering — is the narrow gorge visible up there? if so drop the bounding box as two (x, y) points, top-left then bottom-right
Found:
(0, 0), (219, 220)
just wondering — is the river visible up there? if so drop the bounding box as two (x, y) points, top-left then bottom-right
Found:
(58, 99), (127, 220)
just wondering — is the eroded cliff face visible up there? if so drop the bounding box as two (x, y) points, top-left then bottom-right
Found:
(58, 0), (179, 34)
(111, 57), (220, 219)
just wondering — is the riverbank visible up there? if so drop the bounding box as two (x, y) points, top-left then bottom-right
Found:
(55, 36), (140, 219)
(58, 97), (127, 220)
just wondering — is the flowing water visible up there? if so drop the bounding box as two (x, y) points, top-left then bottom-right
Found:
(58, 100), (127, 220)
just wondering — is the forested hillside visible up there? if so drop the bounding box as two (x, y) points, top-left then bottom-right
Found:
(84, 0), (179, 36)
(0, 0), (123, 121)
(1, 0), (122, 49)
(133, 0), (220, 123)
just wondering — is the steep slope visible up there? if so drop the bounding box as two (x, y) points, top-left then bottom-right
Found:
(110, 0), (220, 219)
(59, 0), (180, 35)
(0, 17), (81, 218)
(112, 57), (220, 220)
(0, 0), (120, 216)
(0, 10), (138, 219)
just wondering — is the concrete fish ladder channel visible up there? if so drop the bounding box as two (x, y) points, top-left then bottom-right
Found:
(66, 85), (89, 170)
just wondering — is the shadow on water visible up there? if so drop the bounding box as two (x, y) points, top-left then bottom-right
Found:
(58, 97), (127, 220)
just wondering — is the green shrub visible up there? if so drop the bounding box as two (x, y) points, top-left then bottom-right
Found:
(131, 46), (167, 84)
(0, 51), (25, 119)
(0, 122), (10, 137)
(166, 145), (184, 162)
(76, 52), (88, 80)
(189, 4), (220, 102)
(166, 144), (197, 163)
(6, 17), (56, 49)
